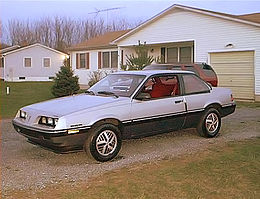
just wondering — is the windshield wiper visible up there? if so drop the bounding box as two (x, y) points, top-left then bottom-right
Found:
(97, 91), (119, 98)
(85, 90), (95, 95)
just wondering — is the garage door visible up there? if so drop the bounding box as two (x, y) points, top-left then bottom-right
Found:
(210, 51), (254, 100)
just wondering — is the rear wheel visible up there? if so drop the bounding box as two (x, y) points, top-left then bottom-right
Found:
(197, 108), (221, 138)
(84, 124), (122, 162)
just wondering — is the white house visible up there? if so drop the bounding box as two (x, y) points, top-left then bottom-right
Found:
(68, 30), (130, 84)
(68, 4), (260, 101)
(0, 43), (68, 81)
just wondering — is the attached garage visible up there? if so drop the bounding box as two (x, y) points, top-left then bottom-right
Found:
(210, 51), (255, 100)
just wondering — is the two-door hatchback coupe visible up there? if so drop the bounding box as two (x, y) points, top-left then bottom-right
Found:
(13, 70), (236, 162)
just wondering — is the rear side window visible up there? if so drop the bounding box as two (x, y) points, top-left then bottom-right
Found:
(183, 74), (209, 95)
(199, 63), (216, 77)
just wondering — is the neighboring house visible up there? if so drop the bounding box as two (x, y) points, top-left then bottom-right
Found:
(68, 4), (260, 101)
(0, 43), (68, 81)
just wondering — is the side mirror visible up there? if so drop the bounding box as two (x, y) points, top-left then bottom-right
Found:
(135, 93), (151, 101)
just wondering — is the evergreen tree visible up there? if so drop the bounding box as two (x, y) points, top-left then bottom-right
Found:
(51, 61), (80, 97)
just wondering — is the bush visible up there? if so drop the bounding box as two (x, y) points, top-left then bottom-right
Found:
(88, 70), (108, 87)
(51, 64), (80, 97)
(125, 42), (154, 70)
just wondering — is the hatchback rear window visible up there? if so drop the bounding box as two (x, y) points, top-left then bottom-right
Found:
(198, 63), (216, 77)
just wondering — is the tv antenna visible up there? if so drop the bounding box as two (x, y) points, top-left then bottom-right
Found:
(88, 7), (123, 29)
(88, 7), (123, 16)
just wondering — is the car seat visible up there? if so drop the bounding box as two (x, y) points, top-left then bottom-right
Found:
(150, 77), (172, 98)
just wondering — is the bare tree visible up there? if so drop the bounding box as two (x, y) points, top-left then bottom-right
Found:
(4, 16), (141, 51)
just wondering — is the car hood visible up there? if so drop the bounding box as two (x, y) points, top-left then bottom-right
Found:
(23, 94), (129, 117)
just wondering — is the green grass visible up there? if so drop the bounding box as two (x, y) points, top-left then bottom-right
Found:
(62, 138), (260, 199)
(236, 101), (260, 108)
(0, 81), (54, 119)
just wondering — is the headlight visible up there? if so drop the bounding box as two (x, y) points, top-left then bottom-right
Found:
(39, 116), (58, 127)
(20, 110), (27, 119)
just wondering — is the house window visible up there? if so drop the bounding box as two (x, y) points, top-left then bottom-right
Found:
(100, 51), (118, 69)
(76, 53), (89, 69)
(102, 52), (110, 68)
(166, 46), (193, 63)
(43, 58), (51, 67)
(80, 53), (86, 68)
(167, 47), (178, 63)
(0, 57), (4, 68)
(180, 47), (192, 63)
(111, 51), (118, 68)
(24, 58), (32, 67)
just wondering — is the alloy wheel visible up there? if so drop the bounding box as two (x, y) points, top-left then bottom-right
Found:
(205, 113), (219, 134)
(96, 130), (118, 156)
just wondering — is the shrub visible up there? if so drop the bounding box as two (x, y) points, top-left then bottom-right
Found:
(125, 42), (154, 70)
(88, 70), (108, 87)
(51, 63), (80, 97)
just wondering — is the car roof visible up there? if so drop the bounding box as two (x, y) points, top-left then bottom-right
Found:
(113, 70), (194, 76)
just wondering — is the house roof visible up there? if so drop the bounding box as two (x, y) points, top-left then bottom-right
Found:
(2, 43), (68, 56)
(0, 45), (20, 54)
(113, 4), (260, 44)
(237, 13), (260, 24)
(67, 30), (131, 51)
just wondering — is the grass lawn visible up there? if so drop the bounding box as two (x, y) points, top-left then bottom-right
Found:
(236, 101), (260, 108)
(7, 138), (260, 199)
(0, 81), (54, 119)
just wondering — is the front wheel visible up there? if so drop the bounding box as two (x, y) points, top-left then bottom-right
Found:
(197, 108), (221, 138)
(84, 124), (122, 162)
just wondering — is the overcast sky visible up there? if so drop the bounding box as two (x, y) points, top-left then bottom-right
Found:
(1, 0), (260, 25)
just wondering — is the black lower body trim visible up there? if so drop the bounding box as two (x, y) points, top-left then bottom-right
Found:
(13, 122), (89, 153)
(221, 104), (236, 117)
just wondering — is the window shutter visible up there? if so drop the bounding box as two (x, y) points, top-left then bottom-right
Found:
(86, 53), (89, 69)
(98, 52), (102, 69)
(76, 53), (80, 69)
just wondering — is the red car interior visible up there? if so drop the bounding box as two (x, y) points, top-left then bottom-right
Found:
(150, 77), (179, 98)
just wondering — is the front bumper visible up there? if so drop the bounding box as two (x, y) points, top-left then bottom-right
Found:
(12, 120), (90, 153)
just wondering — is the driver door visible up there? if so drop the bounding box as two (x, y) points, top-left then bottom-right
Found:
(129, 75), (186, 137)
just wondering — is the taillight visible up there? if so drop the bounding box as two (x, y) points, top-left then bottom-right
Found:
(231, 94), (234, 102)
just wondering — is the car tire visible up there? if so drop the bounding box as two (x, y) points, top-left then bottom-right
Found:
(197, 108), (221, 138)
(84, 124), (122, 162)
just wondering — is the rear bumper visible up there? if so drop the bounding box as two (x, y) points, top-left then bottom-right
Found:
(221, 103), (236, 117)
(12, 120), (89, 153)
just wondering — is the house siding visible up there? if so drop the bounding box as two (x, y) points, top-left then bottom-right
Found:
(117, 8), (260, 95)
(4, 45), (65, 81)
(71, 48), (118, 84)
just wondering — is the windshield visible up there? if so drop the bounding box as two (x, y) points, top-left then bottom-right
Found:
(89, 74), (146, 97)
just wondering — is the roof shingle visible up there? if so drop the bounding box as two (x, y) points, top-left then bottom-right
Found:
(68, 30), (131, 51)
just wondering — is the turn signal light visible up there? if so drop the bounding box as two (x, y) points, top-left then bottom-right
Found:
(231, 94), (234, 102)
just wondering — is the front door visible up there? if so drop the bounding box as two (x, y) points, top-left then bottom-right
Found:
(129, 74), (186, 137)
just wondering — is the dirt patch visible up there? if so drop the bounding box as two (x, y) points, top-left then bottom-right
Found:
(1, 107), (260, 197)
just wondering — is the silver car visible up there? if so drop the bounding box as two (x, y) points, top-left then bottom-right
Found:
(13, 70), (236, 162)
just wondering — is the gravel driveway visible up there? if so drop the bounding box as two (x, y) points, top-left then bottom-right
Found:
(1, 107), (260, 195)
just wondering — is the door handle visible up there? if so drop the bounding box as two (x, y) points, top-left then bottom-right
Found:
(175, 100), (183, 104)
